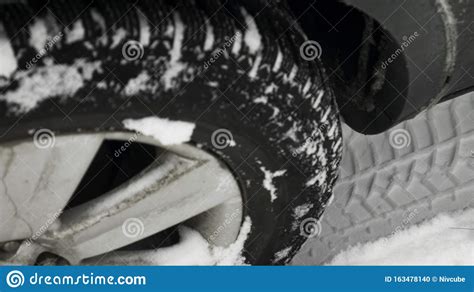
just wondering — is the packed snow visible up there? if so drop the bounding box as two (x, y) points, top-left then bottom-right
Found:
(123, 116), (195, 145)
(328, 208), (474, 265)
(0, 24), (17, 79)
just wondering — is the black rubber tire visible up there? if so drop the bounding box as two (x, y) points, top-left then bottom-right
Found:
(0, 0), (342, 265)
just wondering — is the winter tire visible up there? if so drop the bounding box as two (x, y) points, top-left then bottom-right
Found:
(0, 0), (342, 265)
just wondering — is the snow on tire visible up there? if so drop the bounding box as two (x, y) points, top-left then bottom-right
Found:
(0, 0), (342, 265)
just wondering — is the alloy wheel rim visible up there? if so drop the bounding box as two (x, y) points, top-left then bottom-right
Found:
(0, 132), (243, 265)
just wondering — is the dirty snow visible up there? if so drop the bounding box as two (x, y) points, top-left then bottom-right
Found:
(260, 167), (287, 202)
(328, 208), (474, 265)
(0, 24), (17, 79)
(0, 59), (102, 113)
(123, 116), (195, 145)
(241, 8), (262, 54)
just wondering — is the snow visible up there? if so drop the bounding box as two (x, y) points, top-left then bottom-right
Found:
(123, 116), (195, 146)
(273, 50), (283, 72)
(288, 65), (298, 82)
(91, 9), (106, 32)
(0, 23), (17, 79)
(111, 28), (127, 48)
(66, 20), (85, 44)
(260, 167), (287, 202)
(29, 18), (48, 52)
(204, 20), (215, 51)
(248, 54), (262, 79)
(328, 208), (474, 265)
(124, 71), (150, 96)
(0, 59), (102, 113)
(293, 204), (312, 219)
(311, 90), (325, 110)
(137, 8), (151, 46)
(213, 216), (252, 265)
(305, 171), (326, 187)
(231, 31), (243, 55)
(241, 8), (262, 54)
(254, 96), (268, 104)
(109, 217), (252, 265)
(162, 12), (186, 90)
(302, 79), (312, 95)
(274, 247), (292, 262)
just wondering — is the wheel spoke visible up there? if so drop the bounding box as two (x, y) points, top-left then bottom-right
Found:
(37, 144), (240, 263)
(0, 134), (105, 243)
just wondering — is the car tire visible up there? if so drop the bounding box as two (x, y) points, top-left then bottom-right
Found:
(0, 0), (342, 265)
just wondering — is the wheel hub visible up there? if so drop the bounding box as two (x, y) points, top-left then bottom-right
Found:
(0, 132), (243, 265)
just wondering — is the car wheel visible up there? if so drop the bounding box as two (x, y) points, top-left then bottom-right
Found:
(0, 0), (342, 265)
